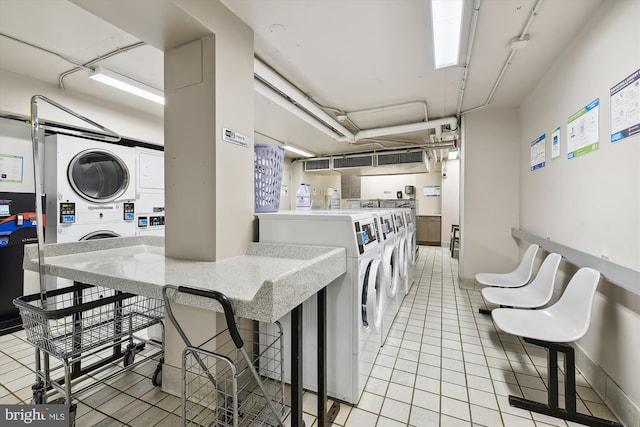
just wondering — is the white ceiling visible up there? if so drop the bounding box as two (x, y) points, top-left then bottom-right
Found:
(0, 0), (603, 158)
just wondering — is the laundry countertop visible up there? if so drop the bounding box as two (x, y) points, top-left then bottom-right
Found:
(23, 236), (346, 323)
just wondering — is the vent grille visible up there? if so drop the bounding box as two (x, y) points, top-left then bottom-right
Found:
(304, 158), (331, 171)
(333, 155), (373, 169)
(377, 151), (424, 166)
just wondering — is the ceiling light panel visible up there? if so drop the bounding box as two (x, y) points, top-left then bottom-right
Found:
(431, 0), (464, 69)
(89, 66), (164, 105)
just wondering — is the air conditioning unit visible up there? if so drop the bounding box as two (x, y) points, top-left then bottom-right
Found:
(372, 150), (430, 175)
(332, 154), (375, 175)
(303, 158), (333, 175)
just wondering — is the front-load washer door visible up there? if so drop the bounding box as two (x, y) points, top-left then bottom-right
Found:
(80, 230), (121, 240)
(383, 245), (398, 298)
(361, 258), (383, 334)
(398, 236), (407, 279)
(68, 148), (131, 203)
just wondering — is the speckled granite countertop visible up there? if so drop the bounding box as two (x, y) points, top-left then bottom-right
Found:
(23, 236), (346, 323)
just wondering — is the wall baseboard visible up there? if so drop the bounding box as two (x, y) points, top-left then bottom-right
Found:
(574, 343), (640, 427)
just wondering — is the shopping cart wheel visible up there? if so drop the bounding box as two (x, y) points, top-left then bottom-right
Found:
(151, 365), (162, 386)
(123, 349), (135, 367)
(32, 388), (44, 404)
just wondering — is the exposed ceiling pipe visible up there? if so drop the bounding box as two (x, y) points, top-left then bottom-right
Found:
(255, 57), (458, 144)
(254, 79), (344, 141)
(456, 0), (481, 117)
(254, 57), (355, 140)
(462, 0), (544, 115)
(346, 101), (428, 122)
(353, 116), (458, 141)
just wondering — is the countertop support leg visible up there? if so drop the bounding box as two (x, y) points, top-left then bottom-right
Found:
(291, 303), (304, 427)
(317, 288), (327, 427)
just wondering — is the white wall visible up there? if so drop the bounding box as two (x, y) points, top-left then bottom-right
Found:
(460, 107), (521, 280)
(441, 158), (460, 246)
(519, 0), (639, 417)
(0, 119), (36, 193)
(291, 161), (341, 209)
(0, 69), (164, 144)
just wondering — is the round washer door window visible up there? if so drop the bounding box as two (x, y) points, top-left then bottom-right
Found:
(81, 231), (121, 241)
(68, 149), (130, 203)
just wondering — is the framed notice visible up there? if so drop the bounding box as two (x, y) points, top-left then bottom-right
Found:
(610, 68), (640, 143)
(567, 98), (599, 159)
(423, 185), (441, 197)
(551, 127), (561, 161)
(530, 134), (546, 171)
(0, 153), (24, 183)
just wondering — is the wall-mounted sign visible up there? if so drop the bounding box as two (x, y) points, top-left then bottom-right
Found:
(530, 133), (546, 171)
(0, 153), (24, 183)
(222, 128), (249, 148)
(423, 185), (441, 197)
(551, 127), (561, 161)
(610, 68), (639, 143)
(568, 98), (599, 159)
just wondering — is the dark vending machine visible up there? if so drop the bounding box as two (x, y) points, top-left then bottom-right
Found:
(0, 192), (44, 335)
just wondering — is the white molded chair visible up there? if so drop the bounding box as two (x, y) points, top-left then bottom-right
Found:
(481, 252), (562, 310)
(492, 267), (620, 427)
(476, 243), (539, 288)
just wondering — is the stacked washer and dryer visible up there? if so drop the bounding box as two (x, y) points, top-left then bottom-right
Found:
(43, 134), (164, 289)
(258, 210), (385, 404)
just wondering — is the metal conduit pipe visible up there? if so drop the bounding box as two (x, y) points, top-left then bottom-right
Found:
(254, 57), (355, 139)
(461, 0), (543, 115)
(353, 116), (458, 141)
(346, 101), (429, 122)
(456, 0), (481, 117)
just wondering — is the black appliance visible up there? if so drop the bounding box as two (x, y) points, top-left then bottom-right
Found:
(0, 192), (44, 335)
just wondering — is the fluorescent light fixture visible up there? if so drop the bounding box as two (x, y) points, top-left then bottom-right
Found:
(283, 144), (315, 158)
(430, 0), (464, 69)
(448, 149), (458, 160)
(89, 66), (164, 105)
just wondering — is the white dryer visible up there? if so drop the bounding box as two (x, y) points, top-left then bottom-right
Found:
(258, 210), (384, 404)
(44, 134), (137, 230)
(134, 146), (165, 237)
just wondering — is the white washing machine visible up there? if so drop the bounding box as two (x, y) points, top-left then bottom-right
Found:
(393, 210), (410, 296)
(403, 209), (417, 292)
(258, 210), (384, 404)
(377, 210), (400, 343)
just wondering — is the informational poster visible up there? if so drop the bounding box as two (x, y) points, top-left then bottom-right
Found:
(610, 68), (640, 143)
(567, 98), (599, 159)
(530, 134), (546, 171)
(551, 127), (561, 161)
(0, 153), (24, 183)
(422, 185), (441, 197)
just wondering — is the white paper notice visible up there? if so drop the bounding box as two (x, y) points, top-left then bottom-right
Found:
(551, 127), (561, 161)
(530, 134), (546, 171)
(567, 99), (599, 159)
(0, 153), (24, 183)
(610, 69), (639, 143)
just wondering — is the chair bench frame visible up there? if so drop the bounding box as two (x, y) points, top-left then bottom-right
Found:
(509, 337), (622, 427)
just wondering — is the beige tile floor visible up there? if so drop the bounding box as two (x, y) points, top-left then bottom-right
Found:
(0, 246), (621, 426)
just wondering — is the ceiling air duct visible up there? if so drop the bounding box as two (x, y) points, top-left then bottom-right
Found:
(303, 157), (333, 175)
(332, 153), (375, 175)
(372, 149), (430, 176)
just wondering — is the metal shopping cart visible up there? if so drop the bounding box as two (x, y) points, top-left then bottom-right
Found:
(14, 283), (164, 423)
(162, 285), (285, 427)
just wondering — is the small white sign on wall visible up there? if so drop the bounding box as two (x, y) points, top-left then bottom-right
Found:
(423, 185), (441, 197)
(222, 128), (249, 148)
(0, 153), (24, 183)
